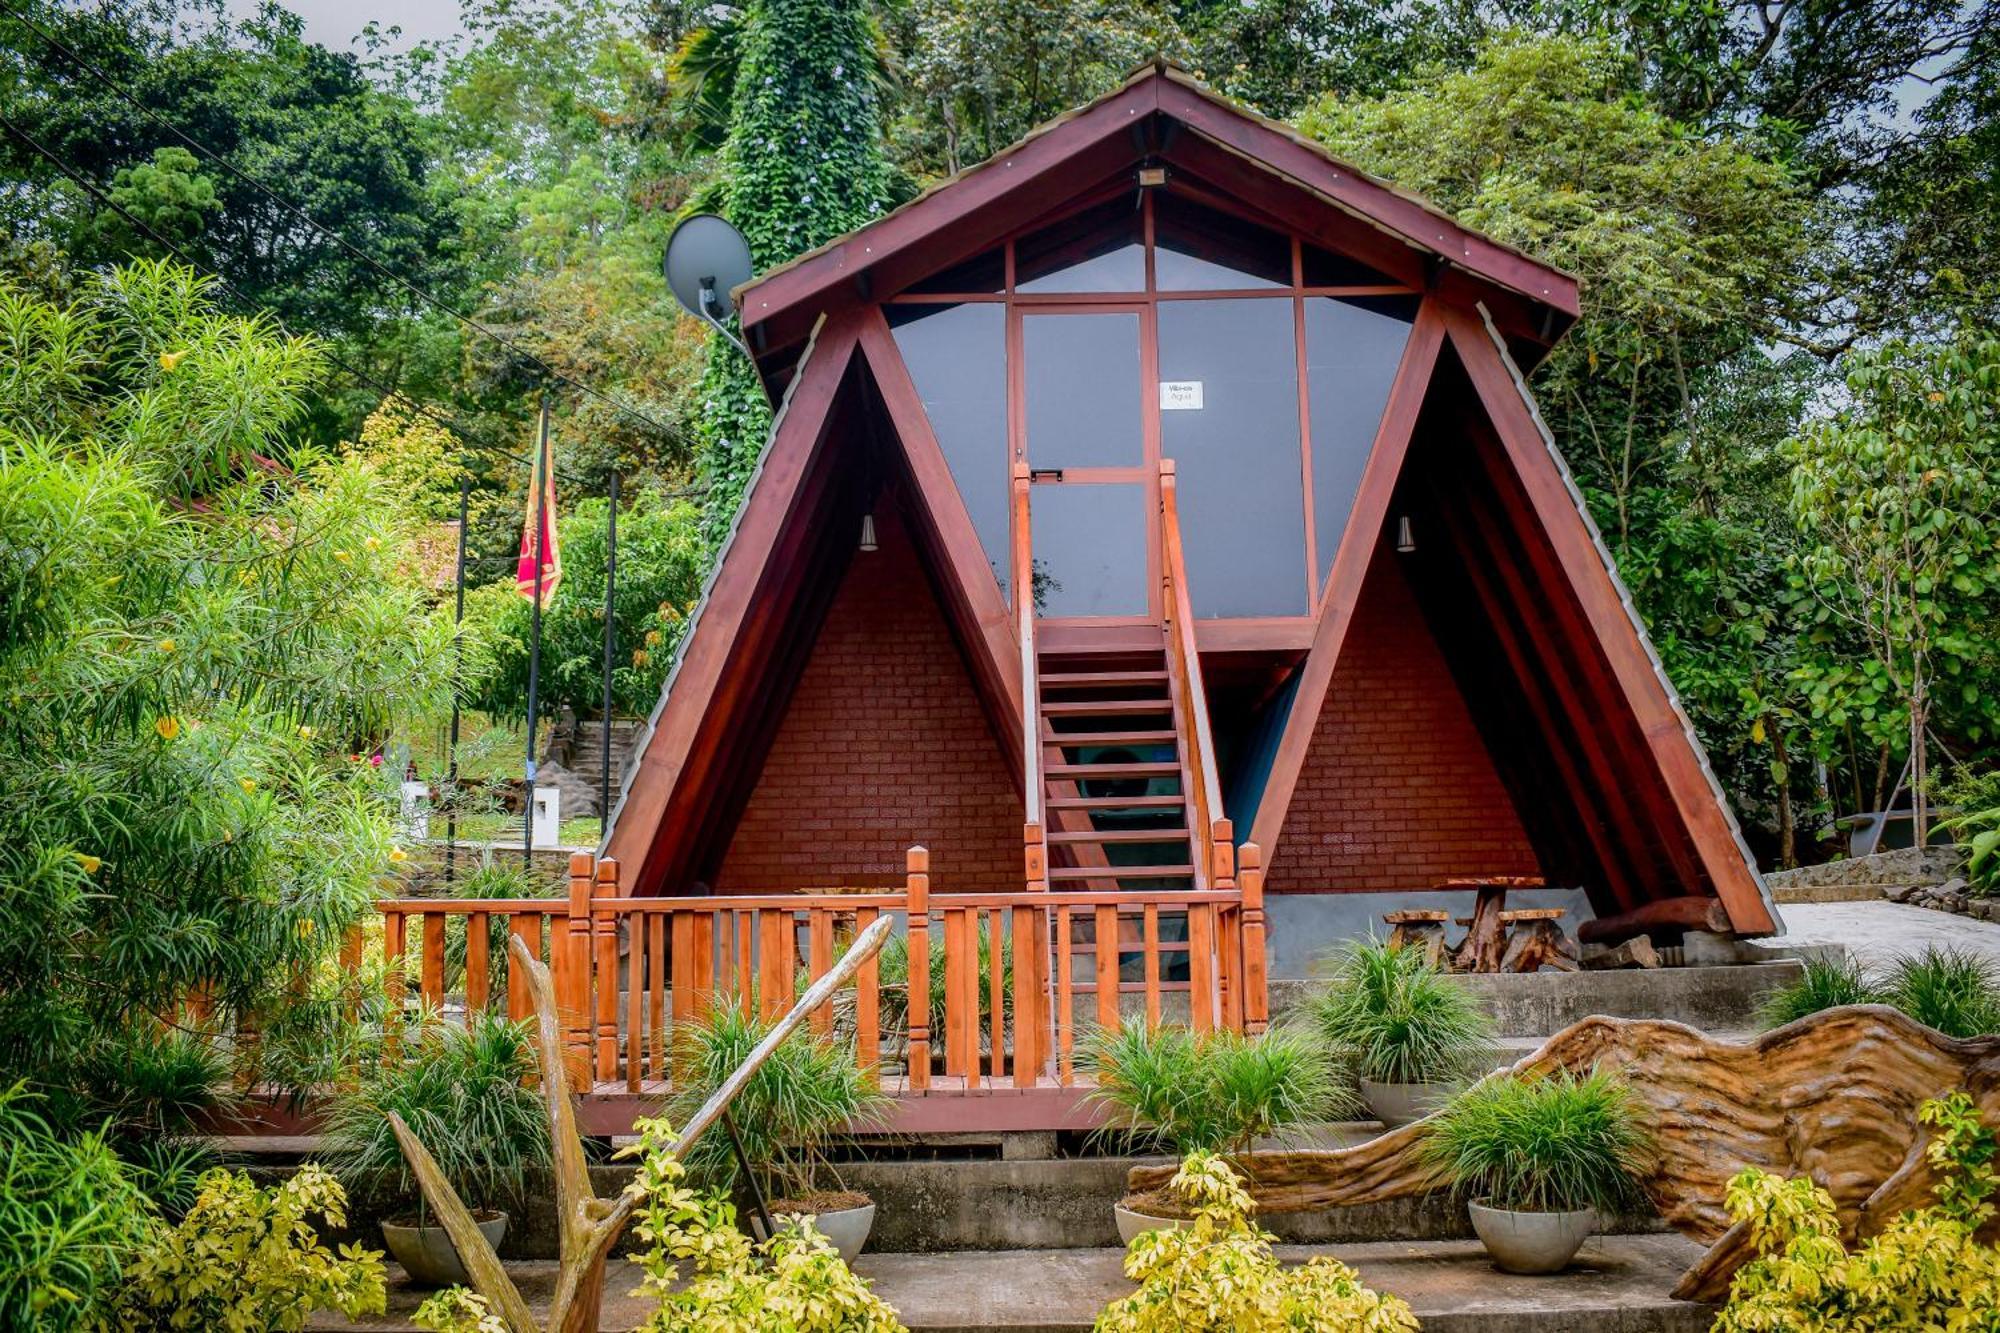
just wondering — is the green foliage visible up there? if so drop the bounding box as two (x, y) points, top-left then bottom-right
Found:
(1420, 1070), (1652, 1214)
(1095, 1151), (1418, 1332)
(95, 1165), (386, 1332)
(469, 492), (705, 719)
(414, 1286), (512, 1333)
(1942, 768), (2000, 893)
(1881, 947), (2000, 1040)
(1309, 940), (1495, 1086)
(669, 1005), (890, 1204)
(1785, 330), (2000, 823)
(321, 1009), (551, 1213)
(82, 146), (221, 261)
(1758, 956), (1881, 1029)
(695, 0), (899, 543)
(1714, 1092), (2000, 1331)
(625, 1114), (907, 1332)
(1079, 1023), (1343, 1159)
(0, 1085), (152, 1332)
(0, 261), (463, 1131)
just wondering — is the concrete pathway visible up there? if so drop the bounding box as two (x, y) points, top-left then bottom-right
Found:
(1759, 899), (2000, 968)
(313, 1234), (1714, 1332)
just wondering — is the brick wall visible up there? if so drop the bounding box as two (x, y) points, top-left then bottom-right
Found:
(1267, 557), (1539, 893)
(714, 506), (1021, 894)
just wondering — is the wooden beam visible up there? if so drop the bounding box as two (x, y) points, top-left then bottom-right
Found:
(1443, 307), (1776, 935)
(604, 315), (861, 893)
(1247, 300), (1444, 861)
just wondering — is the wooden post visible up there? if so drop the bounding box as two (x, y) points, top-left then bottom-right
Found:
(1015, 823), (1045, 1086)
(340, 925), (364, 1025)
(905, 847), (930, 1092)
(1238, 842), (1269, 1036)
(561, 852), (594, 1092)
(593, 858), (621, 1082)
(1210, 819), (1235, 891)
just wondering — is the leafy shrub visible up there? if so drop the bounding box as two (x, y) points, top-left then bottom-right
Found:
(1758, 955), (1881, 1028)
(1714, 1092), (2000, 1330)
(1079, 1023), (1343, 1160)
(669, 1004), (889, 1206)
(321, 1008), (551, 1214)
(96, 1165), (385, 1330)
(0, 1084), (151, 1332)
(414, 1287), (510, 1333)
(1882, 946), (2000, 1038)
(1310, 940), (1493, 1085)
(1421, 1070), (1651, 1213)
(1095, 1151), (1418, 1332)
(1941, 768), (2000, 893)
(625, 1115), (906, 1332)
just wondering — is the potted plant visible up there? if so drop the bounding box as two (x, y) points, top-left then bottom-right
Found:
(1310, 940), (1494, 1128)
(670, 1003), (891, 1262)
(1077, 1023), (1342, 1242)
(1420, 1069), (1651, 1273)
(322, 1009), (551, 1286)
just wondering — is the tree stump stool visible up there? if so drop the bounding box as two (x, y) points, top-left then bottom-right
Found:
(1382, 909), (1450, 970)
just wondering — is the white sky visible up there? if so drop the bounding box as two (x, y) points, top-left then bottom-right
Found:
(225, 0), (467, 56)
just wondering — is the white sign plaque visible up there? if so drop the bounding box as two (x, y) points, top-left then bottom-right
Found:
(1159, 380), (1204, 410)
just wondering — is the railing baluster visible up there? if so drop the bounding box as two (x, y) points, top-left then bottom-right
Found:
(988, 906), (1005, 1083)
(626, 907), (645, 1093)
(1094, 904), (1119, 1032)
(855, 905), (881, 1072)
(593, 859), (621, 1083)
(465, 912), (490, 1013)
(1057, 906), (1074, 1084)
(1012, 903), (1039, 1087)
(905, 848), (930, 1092)
(1239, 843), (1270, 1036)
(508, 914), (537, 1021)
(562, 852), (595, 1091)
(648, 912), (667, 1082)
(1142, 905), (1161, 1029)
(421, 912), (446, 1012)
(809, 908), (834, 1037)
(735, 910), (754, 1015)
(758, 908), (790, 1022)
(1187, 903), (1215, 1033)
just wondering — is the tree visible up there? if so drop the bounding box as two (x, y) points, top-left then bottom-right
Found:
(79, 146), (221, 260)
(470, 493), (707, 720)
(0, 261), (464, 1132)
(1785, 330), (2000, 842)
(692, 0), (900, 546)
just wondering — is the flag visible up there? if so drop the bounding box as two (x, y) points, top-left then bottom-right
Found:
(516, 412), (562, 606)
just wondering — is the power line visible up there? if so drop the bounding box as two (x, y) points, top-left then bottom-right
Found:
(4, 0), (690, 450)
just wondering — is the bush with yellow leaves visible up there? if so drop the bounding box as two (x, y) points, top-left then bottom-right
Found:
(94, 1165), (385, 1331)
(413, 1287), (510, 1333)
(1095, 1152), (1419, 1332)
(1715, 1091), (2000, 1331)
(623, 1115), (905, 1333)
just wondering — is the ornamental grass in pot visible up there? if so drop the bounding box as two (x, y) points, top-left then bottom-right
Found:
(1076, 1023), (1345, 1241)
(1420, 1069), (1652, 1274)
(1310, 940), (1495, 1128)
(669, 1002), (891, 1262)
(322, 1009), (551, 1286)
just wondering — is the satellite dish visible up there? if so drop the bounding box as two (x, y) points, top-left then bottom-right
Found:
(665, 213), (754, 324)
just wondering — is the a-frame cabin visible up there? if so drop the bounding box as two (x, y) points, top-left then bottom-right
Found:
(580, 62), (1777, 1082)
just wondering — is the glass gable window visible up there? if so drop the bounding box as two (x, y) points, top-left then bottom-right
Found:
(1157, 299), (1307, 616)
(1016, 197), (1145, 293)
(1153, 193), (1290, 291)
(889, 302), (1011, 596)
(1306, 296), (1417, 589)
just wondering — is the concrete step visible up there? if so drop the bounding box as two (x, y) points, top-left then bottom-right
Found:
(313, 1235), (1716, 1331)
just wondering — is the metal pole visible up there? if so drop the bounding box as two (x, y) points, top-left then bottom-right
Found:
(723, 1110), (775, 1243)
(523, 397), (550, 868)
(446, 475), (470, 886)
(600, 469), (618, 827)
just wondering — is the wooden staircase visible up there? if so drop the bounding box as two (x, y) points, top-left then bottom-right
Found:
(1038, 650), (1199, 888)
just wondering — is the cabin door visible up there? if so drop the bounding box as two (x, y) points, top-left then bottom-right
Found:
(1013, 305), (1158, 623)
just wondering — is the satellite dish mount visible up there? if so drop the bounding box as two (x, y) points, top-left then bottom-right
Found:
(665, 214), (756, 361)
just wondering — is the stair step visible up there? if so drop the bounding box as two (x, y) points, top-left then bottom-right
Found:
(1039, 670), (1169, 689)
(1048, 827), (1191, 844)
(1040, 700), (1171, 716)
(1048, 864), (1196, 880)
(1045, 794), (1185, 809)
(1041, 728), (1177, 745)
(1045, 762), (1180, 779)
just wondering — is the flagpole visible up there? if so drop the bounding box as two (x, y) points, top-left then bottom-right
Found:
(524, 396), (550, 868)
(600, 469), (618, 827)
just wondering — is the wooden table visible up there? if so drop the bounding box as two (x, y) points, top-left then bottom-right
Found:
(1431, 876), (1577, 973)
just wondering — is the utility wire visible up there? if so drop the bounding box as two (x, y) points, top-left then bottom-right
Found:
(4, 0), (690, 450)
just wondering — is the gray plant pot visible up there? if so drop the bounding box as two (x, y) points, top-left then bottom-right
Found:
(754, 1201), (877, 1263)
(1359, 1078), (1454, 1128)
(1467, 1200), (1595, 1274)
(1114, 1202), (1191, 1244)
(381, 1210), (507, 1288)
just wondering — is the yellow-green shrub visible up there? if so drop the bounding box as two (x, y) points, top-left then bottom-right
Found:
(623, 1115), (905, 1332)
(1714, 1092), (2000, 1331)
(94, 1165), (385, 1331)
(414, 1287), (509, 1333)
(1096, 1152), (1418, 1332)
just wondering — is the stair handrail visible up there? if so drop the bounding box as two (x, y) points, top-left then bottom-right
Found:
(1011, 463), (1048, 892)
(1157, 459), (1231, 891)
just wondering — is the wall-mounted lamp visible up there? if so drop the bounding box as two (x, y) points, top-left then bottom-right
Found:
(859, 512), (878, 552)
(1395, 515), (1415, 554)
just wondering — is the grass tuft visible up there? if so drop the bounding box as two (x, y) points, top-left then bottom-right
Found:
(1310, 940), (1494, 1085)
(1420, 1069), (1651, 1214)
(1078, 1023), (1346, 1159)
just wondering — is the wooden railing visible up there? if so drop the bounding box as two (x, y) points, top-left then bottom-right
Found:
(359, 846), (1270, 1098)
(1011, 461), (1049, 896)
(1157, 458), (1234, 894)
